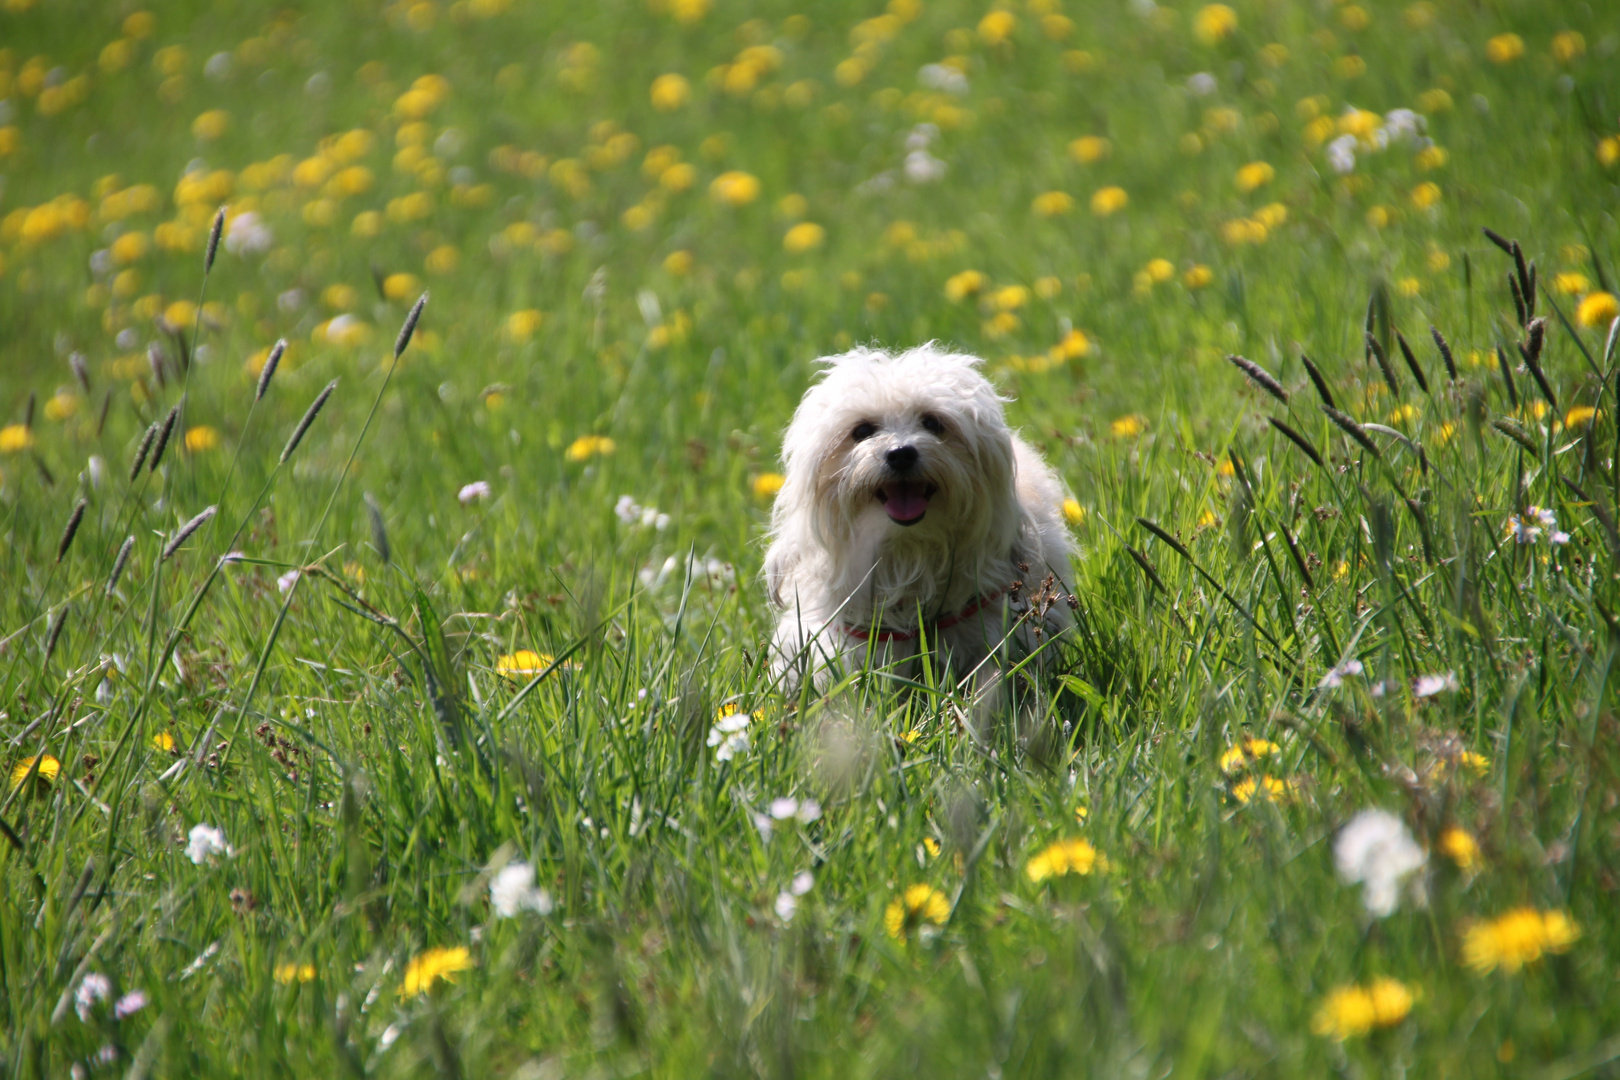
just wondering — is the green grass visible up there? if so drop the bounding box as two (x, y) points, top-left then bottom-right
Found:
(2, 0), (1620, 1075)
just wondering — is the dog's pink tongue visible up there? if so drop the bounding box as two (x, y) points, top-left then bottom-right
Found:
(883, 483), (930, 522)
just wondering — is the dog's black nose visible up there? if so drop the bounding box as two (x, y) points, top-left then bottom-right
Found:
(886, 445), (919, 472)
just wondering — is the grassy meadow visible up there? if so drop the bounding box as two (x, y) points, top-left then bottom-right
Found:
(3, 0), (1620, 1074)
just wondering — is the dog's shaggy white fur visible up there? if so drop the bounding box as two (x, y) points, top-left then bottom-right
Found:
(765, 344), (1076, 689)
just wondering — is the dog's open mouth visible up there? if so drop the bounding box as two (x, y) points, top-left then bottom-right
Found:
(876, 481), (937, 526)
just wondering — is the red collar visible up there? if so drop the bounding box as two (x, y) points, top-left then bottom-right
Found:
(843, 590), (1006, 642)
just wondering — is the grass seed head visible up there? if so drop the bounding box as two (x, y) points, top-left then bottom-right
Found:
(364, 491), (391, 564)
(1322, 404), (1380, 457)
(162, 505), (217, 561)
(395, 292), (428, 360)
(1430, 325), (1458, 380)
(150, 402), (181, 473)
(256, 339), (287, 402)
(1301, 353), (1336, 408)
(56, 498), (87, 563)
(1227, 354), (1288, 404)
(69, 352), (90, 395)
(281, 380), (338, 464)
(106, 535), (135, 595)
(1395, 331), (1429, 394)
(1482, 226), (1515, 255)
(130, 421), (158, 481)
(1494, 345), (1519, 410)
(43, 604), (68, 667)
(205, 205), (225, 275)
(1365, 332), (1401, 396)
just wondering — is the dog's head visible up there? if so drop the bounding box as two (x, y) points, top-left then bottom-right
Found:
(774, 345), (1018, 559)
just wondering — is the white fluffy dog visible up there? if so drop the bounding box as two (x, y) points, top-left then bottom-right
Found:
(764, 344), (1077, 690)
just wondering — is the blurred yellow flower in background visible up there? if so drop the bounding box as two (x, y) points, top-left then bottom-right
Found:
(1069, 135), (1111, 163)
(1576, 292), (1618, 328)
(1195, 4), (1238, 45)
(753, 473), (785, 498)
(710, 171), (760, 206)
(1462, 908), (1579, 973)
(650, 73), (690, 111)
(1032, 191), (1073, 217)
(400, 946), (473, 995)
(1486, 33), (1524, 63)
(185, 426), (221, 452)
(1091, 186), (1127, 216)
(884, 884), (949, 938)
(783, 222), (825, 252)
(1235, 161), (1274, 192)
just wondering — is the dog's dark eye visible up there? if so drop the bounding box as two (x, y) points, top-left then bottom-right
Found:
(851, 421), (878, 442)
(920, 414), (945, 436)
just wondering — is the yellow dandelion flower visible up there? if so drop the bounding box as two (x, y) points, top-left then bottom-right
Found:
(383, 273), (422, 301)
(1184, 264), (1213, 289)
(1553, 272), (1590, 296)
(1111, 414), (1146, 438)
(1194, 3), (1238, 45)
(0, 424), (34, 454)
(1025, 837), (1105, 882)
(753, 472), (785, 498)
(1564, 406), (1598, 430)
(1486, 33), (1524, 64)
(184, 425), (221, 452)
(495, 650), (555, 679)
(274, 962), (317, 984)
(1032, 191), (1073, 217)
(1416, 145), (1448, 171)
(1090, 186), (1128, 216)
(1411, 182), (1442, 209)
(944, 270), (987, 302)
(710, 171), (761, 207)
(10, 754), (61, 789)
(1235, 161), (1274, 192)
(1462, 908), (1580, 973)
(1576, 292), (1619, 329)
(1057, 328), (1090, 358)
(994, 285), (1031, 311)
(650, 73), (690, 111)
(400, 946), (473, 996)
(1598, 138), (1620, 167)
(1311, 979), (1413, 1039)
(977, 10), (1016, 45)
(192, 109), (230, 140)
(1231, 774), (1293, 804)
(1427, 248), (1451, 272)
(565, 435), (615, 462)
(1551, 30), (1585, 62)
(1144, 258), (1174, 283)
(885, 884), (950, 938)
(1069, 135), (1111, 163)
(505, 309), (544, 344)
(783, 222), (825, 253)
(1438, 826), (1481, 872)
(1062, 498), (1085, 525)
(922, 837), (940, 857)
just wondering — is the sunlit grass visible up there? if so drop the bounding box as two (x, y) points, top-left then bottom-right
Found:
(1, 0), (1618, 1075)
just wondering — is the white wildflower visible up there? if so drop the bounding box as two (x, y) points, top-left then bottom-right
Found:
(918, 63), (969, 95)
(224, 211), (273, 256)
(615, 495), (642, 524)
(276, 569), (301, 594)
(774, 891), (799, 922)
(75, 973), (112, 1021)
(1326, 134), (1358, 174)
(488, 861), (554, 918)
(185, 823), (231, 865)
(1186, 72), (1217, 97)
(790, 869), (814, 896)
(112, 990), (148, 1019)
(1333, 809), (1427, 917)
(707, 711), (750, 762)
(458, 481), (491, 505)
(1413, 671), (1459, 698)
(769, 797), (822, 823)
(904, 150), (947, 184)
(1383, 108), (1424, 141)
(1318, 658), (1365, 689)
